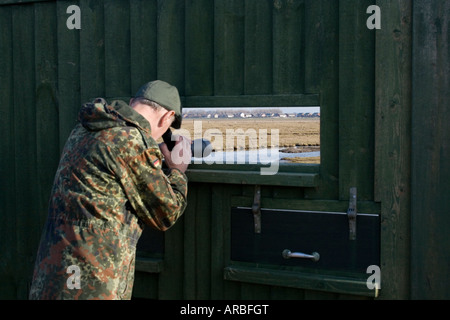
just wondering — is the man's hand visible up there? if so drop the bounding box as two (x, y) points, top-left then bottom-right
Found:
(159, 135), (191, 173)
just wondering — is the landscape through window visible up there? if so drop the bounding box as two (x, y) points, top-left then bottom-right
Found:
(172, 107), (320, 165)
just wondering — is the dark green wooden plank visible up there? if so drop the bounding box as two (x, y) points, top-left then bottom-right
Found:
(188, 163), (319, 174)
(104, 0), (130, 98)
(210, 185), (230, 299)
(304, 0), (339, 201)
(270, 286), (305, 300)
(304, 289), (339, 300)
(304, 0), (320, 94)
(411, 0), (450, 300)
(185, 0), (214, 96)
(304, 0), (327, 94)
(0, 6), (17, 298)
(0, 278), (17, 299)
(158, 215), (185, 299)
(240, 282), (271, 300)
(157, 0), (185, 95)
(338, 0), (375, 201)
(214, 0), (244, 95)
(244, 0), (272, 95)
(34, 1), (59, 232)
(132, 272), (159, 299)
(195, 184), (212, 299)
(336, 292), (370, 300)
(57, 0), (80, 151)
(0, 0), (50, 5)
(224, 265), (377, 297)
(272, 0), (304, 94)
(186, 170), (319, 187)
(80, 0), (105, 102)
(375, 0), (412, 300)
(130, 0), (157, 93)
(183, 183), (198, 299)
(230, 197), (381, 215)
(184, 94), (319, 107)
(221, 185), (241, 300)
(12, 4), (37, 298)
(180, 183), (214, 299)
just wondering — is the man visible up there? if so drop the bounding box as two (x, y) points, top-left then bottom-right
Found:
(29, 80), (191, 300)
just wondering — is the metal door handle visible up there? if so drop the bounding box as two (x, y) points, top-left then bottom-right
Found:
(282, 249), (320, 262)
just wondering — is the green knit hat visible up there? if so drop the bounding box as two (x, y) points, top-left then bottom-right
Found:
(134, 80), (182, 129)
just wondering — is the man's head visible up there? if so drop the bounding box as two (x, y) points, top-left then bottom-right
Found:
(130, 80), (182, 140)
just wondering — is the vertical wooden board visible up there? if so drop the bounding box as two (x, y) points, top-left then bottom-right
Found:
(272, 0), (305, 94)
(375, 0), (412, 299)
(221, 185), (241, 300)
(34, 1), (60, 230)
(130, 0), (158, 93)
(158, 215), (185, 299)
(157, 0), (185, 95)
(338, 0), (375, 201)
(0, 6), (16, 292)
(104, 0), (130, 98)
(155, 2), (186, 296)
(195, 184), (212, 299)
(244, 0), (272, 95)
(304, 289), (338, 300)
(240, 282), (271, 299)
(210, 185), (229, 299)
(183, 184), (197, 299)
(270, 286), (305, 300)
(304, 0), (327, 94)
(57, 1), (80, 151)
(132, 272), (159, 299)
(337, 293), (370, 300)
(12, 4), (37, 296)
(79, 0), (105, 102)
(307, 0), (339, 200)
(185, 0), (214, 96)
(411, 0), (450, 300)
(214, 0), (245, 95)
(0, 278), (16, 300)
(338, 0), (365, 200)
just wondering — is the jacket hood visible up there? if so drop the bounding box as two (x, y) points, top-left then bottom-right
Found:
(78, 100), (151, 133)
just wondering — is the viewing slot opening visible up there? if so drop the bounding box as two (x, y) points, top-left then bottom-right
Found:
(173, 106), (320, 165)
(168, 106), (321, 186)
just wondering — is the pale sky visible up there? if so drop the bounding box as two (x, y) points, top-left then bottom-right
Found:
(185, 106), (320, 113)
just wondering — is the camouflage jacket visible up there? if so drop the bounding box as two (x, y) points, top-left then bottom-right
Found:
(29, 100), (188, 300)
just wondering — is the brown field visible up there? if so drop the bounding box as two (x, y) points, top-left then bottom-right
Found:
(172, 118), (320, 164)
